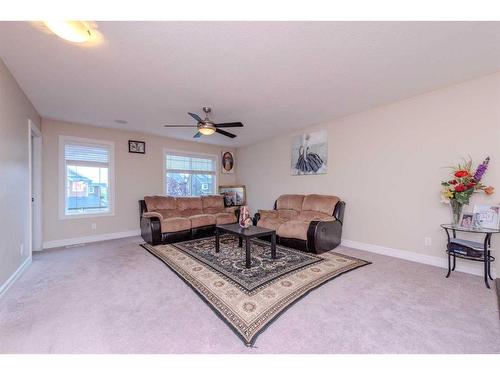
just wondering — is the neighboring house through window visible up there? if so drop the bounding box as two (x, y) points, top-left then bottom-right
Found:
(59, 136), (114, 218)
(164, 150), (217, 196)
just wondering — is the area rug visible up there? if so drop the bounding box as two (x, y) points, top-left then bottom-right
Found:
(142, 235), (370, 346)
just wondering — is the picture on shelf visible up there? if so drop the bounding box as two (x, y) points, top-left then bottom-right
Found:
(460, 213), (474, 229)
(472, 204), (500, 229)
(219, 185), (246, 207)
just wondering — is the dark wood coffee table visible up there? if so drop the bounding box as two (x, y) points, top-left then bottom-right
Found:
(215, 223), (276, 268)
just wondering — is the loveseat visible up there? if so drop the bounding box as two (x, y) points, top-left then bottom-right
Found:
(253, 194), (345, 254)
(139, 195), (238, 245)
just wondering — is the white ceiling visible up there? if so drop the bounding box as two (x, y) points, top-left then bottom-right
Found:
(1, 21), (499, 147)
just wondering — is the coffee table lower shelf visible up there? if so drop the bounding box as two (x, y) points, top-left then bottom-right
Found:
(215, 223), (276, 268)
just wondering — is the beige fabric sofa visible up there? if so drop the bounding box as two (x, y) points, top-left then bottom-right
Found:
(140, 195), (238, 245)
(254, 194), (345, 254)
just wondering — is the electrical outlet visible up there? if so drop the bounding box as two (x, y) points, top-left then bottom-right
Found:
(91, 223), (97, 231)
(20, 243), (24, 255)
(424, 237), (432, 247)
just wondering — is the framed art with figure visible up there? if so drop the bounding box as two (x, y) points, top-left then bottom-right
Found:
(221, 151), (235, 174)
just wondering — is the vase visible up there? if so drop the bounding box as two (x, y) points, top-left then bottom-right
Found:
(239, 206), (252, 228)
(450, 200), (464, 226)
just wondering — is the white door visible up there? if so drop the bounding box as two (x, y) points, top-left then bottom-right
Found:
(29, 120), (42, 252)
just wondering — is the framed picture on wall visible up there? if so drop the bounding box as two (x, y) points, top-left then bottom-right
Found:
(221, 151), (235, 174)
(219, 185), (246, 207)
(291, 130), (327, 175)
(128, 140), (145, 154)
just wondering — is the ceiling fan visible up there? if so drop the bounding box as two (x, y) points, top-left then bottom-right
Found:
(163, 107), (243, 138)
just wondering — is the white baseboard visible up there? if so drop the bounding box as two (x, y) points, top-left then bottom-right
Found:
(341, 239), (495, 278)
(0, 256), (32, 299)
(42, 230), (141, 249)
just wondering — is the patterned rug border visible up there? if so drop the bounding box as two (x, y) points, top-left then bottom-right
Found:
(141, 241), (371, 347)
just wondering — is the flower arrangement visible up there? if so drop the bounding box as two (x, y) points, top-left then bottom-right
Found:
(441, 157), (494, 204)
(441, 156), (494, 224)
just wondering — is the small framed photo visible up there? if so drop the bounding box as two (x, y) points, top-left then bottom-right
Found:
(221, 151), (235, 174)
(128, 140), (145, 154)
(460, 213), (474, 229)
(219, 185), (246, 207)
(473, 205), (500, 229)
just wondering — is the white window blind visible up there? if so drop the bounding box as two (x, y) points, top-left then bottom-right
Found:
(165, 152), (217, 197)
(60, 136), (114, 218)
(65, 143), (110, 165)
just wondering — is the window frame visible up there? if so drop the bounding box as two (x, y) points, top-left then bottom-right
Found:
(163, 148), (218, 197)
(59, 135), (115, 220)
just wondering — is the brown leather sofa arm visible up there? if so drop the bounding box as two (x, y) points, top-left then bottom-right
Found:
(140, 215), (162, 245)
(253, 212), (261, 225)
(306, 219), (343, 254)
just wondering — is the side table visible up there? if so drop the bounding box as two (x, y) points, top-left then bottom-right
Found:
(441, 224), (498, 289)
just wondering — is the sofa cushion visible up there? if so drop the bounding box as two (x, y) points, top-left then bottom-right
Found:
(297, 210), (334, 222)
(277, 209), (299, 221)
(144, 195), (177, 211)
(257, 217), (287, 231)
(214, 212), (237, 225)
(277, 220), (310, 241)
(177, 197), (203, 216)
(201, 195), (225, 214)
(189, 214), (216, 228)
(258, 209), (279, 220)
(160, 217), (191, 233)
(301, 194), (339, 215)
(155, 208), (182, 219)
(276, 194), (305, 211)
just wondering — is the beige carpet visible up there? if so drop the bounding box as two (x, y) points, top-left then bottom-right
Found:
(0, 236), (498, 353)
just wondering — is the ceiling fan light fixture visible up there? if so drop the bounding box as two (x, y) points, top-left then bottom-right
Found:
(199, 126), (216, 136)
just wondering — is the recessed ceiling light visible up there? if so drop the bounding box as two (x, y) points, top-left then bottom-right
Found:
(43, 21), (93, 43)
(115, 119), (128, 124)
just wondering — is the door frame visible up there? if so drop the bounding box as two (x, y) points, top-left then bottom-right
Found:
(28, 119), (42, 253)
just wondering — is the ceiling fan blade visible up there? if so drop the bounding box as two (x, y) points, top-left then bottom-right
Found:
(214, 122), (244, 128)
(164, 125), (198, 127)
(215, 128), (236, 138)
(188, 112), (204, 123)
(193, 132), (202, 138)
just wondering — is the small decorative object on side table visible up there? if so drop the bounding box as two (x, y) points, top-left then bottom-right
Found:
(440, 224), (498, 289)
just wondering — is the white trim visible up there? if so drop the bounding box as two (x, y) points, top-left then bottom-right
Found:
(341, 239), (495, 278)
(0, 257), (32, 299)
(42, 230), (141, 249)
(163, 148), (219, 196)
(28, 119), (43, 253)
(58, 135), (115, 220)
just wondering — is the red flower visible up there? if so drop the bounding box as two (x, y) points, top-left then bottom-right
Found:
(454, 184), (466, 192)
(454, 170), (469, 178)
(449, 180), (458, 185)
(466, 182), (476, 189)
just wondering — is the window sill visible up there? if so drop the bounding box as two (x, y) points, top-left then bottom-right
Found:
(59, 212), (115, 220)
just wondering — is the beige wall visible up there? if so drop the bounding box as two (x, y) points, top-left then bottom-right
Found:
(0, 59), (41, 287)
(42, 119), (236, 245)
(236, 72), (500, 274)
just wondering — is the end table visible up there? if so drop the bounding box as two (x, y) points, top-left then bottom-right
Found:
(441, 224), (498, 289)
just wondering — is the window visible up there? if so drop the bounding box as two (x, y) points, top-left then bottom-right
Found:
(60, 136), (114, 218)
(164, 151), (217, 196)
